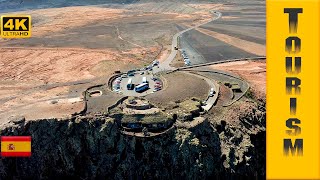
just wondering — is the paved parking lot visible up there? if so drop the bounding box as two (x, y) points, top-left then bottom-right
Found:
(112, 70), (162, 97)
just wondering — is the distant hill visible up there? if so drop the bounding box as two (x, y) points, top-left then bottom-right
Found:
(0, 0), (251, 13)
(0, 0), (225, 13)
(0, 0), (138, 12)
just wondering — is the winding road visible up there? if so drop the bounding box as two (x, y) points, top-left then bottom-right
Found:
(151, 10), (266, 110)
(151, 11), (222, 111)
(154, 11), (222, 73)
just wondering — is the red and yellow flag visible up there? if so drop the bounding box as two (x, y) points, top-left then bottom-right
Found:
(1, 136), (31, 157)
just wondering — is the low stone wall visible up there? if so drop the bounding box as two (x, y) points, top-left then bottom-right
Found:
(177, 57), (266, 71)
(175, 117), (208, 130)
(107, 74), (122, 90)
(125, 103), (151, 110)
(72, 91), (87, 116)
(88, 90), (102, 97)
(107, 96), (128, 112)
(120, 117), (175, 133)
(120, 123), (176, 138)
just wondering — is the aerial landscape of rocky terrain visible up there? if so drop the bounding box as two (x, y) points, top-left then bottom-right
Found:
(0, 0), (266, 179)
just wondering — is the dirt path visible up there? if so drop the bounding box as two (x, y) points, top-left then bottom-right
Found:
(115, 26), (144, 48)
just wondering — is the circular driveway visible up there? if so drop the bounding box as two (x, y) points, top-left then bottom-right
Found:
(112, 71), (162, 97)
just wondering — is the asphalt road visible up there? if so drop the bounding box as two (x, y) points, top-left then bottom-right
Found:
(153, 11), (222, 73)
(184, 72), (219, 111)
(202, 79), (219, 111)
(151, 12), (222, 110)
(113, 11), (222, 102)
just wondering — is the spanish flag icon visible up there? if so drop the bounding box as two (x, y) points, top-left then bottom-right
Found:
(1, 136), (31, 157)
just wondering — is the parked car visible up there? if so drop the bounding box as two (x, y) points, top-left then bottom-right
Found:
(152, 60), (159, 66)
(121, 74), (128, 78)
(209, 88), (215, 97)
(140, 72), (144, 75)
(128, 73), (135, 77)
(113, 86), (120, 91)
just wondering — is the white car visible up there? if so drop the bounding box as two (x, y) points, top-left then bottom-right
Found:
(209, 88), (215, 97)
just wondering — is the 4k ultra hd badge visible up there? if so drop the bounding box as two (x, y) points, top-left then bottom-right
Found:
(1, 15), (31, 38)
